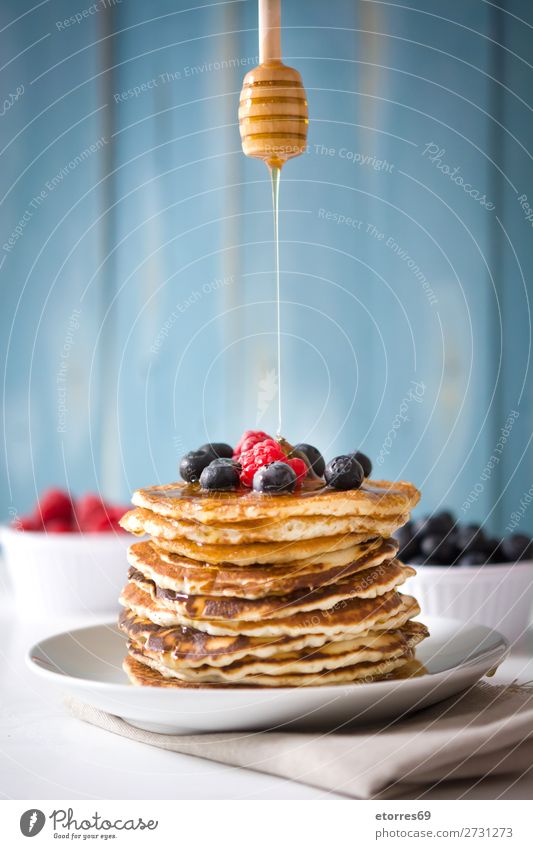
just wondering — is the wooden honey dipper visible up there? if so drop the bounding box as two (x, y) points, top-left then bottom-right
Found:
(239, 0), (308, 169)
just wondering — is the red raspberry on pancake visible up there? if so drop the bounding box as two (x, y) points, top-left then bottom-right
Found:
(287, 457), (307, 484)
(233, 429), (271, 460)
(239, 438), (287, 487)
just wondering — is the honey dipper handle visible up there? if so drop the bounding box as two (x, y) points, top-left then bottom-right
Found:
(259, 0), (281, 64)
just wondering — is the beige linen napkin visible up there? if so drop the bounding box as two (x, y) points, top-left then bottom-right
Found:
(65, 682), (533, 799)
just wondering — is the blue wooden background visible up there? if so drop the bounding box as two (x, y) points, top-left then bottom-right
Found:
(1, 0), (532, 533)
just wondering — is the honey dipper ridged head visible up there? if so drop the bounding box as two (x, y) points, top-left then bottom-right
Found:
(239, 61), (308, 168)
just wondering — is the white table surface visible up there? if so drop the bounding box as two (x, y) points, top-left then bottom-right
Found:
(2, 570), (533, 801)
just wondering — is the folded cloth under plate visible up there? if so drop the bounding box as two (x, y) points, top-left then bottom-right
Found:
(65, 681), (533, 799)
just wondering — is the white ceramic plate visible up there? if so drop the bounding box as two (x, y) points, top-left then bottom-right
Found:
(27, 616), (508, 734)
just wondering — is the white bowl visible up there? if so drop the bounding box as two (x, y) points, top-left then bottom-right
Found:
(405, 560), (533, 645)
(0, 525), (131, 620)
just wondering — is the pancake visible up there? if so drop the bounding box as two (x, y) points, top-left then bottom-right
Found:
(127, 538), (398, 598)
(382, 657), (428, 679)
(125, 559), (415, 621)
(119, 606), (363, 665)
(131, 479), (420, 524)
(120, 611), (428, 677)
(120, 473), (426, 689)
(127, 643), (415, 687)
(123, 652), (240, 688)
(124, 648), (407, 688)
(136, 627), (426, 683)
(121, 506), (408, 544)
(123, 616), (427, 679)
(150, 531), (373, 566)
(119, 581), (419, 637)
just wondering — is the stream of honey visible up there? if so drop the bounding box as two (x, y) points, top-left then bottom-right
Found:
(270, 165), (282, 436)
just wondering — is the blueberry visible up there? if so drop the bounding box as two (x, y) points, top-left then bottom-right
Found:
(457, 551), (487, 567)
(425, 510), (455, 536)
(455, 523), (486, 553)
(180, 450), (212, 483)
(253, 461), (297, 494)
(352, 451), (372, 478)
(501, 533), (533, 562)
(485, 538), (504, 563)
(200, 459), (240, 491)
(324, 455), (364, 490)
(408, 555), (429, 566)
(419, 533), (458, 564)
(394, 521), (419, 560)
(293, 443), (325, 477)
(199, 442), (234, 460)
(412, 515), (431, 536)
(411, 516), (430, 539)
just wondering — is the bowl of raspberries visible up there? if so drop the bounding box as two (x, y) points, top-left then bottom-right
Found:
(398, 510), (533, 644)
(1, 488), (131, 620)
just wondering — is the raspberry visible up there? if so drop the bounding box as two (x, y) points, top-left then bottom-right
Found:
(233, 430), (271, 460)
(37, 488), (73, 525)
(287, 457), (307, 484)
(70, 494), (130, 532)
(90, 514), (125, 533)
(75, 493), (107, 530)
(106, 505), (129, 524)
(13, 514), (40, 531)
(46, 519), (73, 533)
(239, 438), (286, 487)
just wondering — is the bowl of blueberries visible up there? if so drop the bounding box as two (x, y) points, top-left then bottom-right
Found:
(397, 510), (533, 644)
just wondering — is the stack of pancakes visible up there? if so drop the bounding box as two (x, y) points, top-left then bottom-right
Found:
(118, 479), (428, 687)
